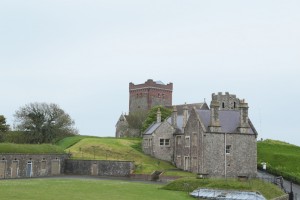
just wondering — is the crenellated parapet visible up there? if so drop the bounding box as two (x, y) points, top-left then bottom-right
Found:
(212, 92), (240, 110)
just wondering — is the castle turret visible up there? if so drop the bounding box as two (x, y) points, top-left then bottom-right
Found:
(209, 100), (221, 132)
(212, 92), (240, 110)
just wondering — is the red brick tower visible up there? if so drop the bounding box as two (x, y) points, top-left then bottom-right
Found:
(129, 79), (173, 113)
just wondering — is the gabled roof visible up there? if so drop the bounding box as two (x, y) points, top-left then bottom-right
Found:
(195, 109), (256, 134)
(143, 122), (162, 135)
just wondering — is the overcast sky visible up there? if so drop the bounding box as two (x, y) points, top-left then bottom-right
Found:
(1, 1), (299, 145)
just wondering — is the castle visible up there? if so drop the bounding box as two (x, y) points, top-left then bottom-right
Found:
(115, 79), (174, 137)
(116, 80), (257, 178)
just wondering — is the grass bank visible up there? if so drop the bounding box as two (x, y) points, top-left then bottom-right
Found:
(0, 143), (64, 154)
(66, 137), (193, 177)
(257, 139), (300, 184)
(162, 177), (285, 200)
(0, 178), (193, 200)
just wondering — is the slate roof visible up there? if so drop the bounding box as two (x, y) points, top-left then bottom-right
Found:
(196, 109), (255, 134)
(167, 115), (185, 133)
(166, 103), (209, 115)
(144, 122), (162, 135)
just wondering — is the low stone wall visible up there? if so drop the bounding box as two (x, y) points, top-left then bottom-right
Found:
(0, 153), (69, 179)
(64, 160), (135, 177)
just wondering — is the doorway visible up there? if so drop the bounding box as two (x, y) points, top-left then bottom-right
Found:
(0, 160), (6, 179)
(91, 163), (98, 176)
(26, 161), (32, 177)
(51, 160), (60, 175)
(11, 160), (19, 178)
(184, 156), (190, 171)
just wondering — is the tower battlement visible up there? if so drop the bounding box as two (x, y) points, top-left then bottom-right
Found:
(129, 79), (173, 113)
(212, 92), (240, 110)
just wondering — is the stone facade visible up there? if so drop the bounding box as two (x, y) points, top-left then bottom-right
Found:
(143, 92), (258, 178)
(64, 160), (134, 177)
(143, 120), (174, 162)
(0, 154), (134, 179)
(0, 154), (69, 179)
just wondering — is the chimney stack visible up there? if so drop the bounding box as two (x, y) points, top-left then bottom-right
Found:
(156, 108), (161, 123)
(209, 100), (221, 132)
(171, 106), (177, 127)
(182, 103), (188, 129)
(238, 99), (250, 133)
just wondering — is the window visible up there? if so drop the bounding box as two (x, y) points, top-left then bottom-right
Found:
(192, 133), (197, 146)
(165, 139), (170, 146)
(177, 136), (182, 145)
(144, 139), (149, 147)
(160, 139), (164, 146)
(222, 102), (225, 108)
(158, 93), (160, 98)
(234, 102), (236, 108)
(160, 138), (170, 146)
(226, 145), (231, 154)
(185, 136), (190, 147)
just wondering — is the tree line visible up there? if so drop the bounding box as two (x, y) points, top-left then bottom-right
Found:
(0, 102), (78, 144)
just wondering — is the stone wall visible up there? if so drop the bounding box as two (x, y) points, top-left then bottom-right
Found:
(64, 160), (135, 177)
(151, 122), (174, 162)
(0, 153), (69, 179)
(202, 132), (257, 178)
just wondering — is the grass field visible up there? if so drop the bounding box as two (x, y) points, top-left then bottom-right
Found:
(0, 143), (64, 154)
(0, 178), (193, 200)
(65, 137), (193, 177)
(257, 139), (300, 183)
(162, 177), (285, 200)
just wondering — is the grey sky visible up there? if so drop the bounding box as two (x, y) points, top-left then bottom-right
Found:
(1, 1), (299, 145)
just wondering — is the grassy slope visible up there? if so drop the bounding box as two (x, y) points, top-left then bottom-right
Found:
(66, 137), (193, 176)
(0, 178), (193, 200)
(0, 143), (64, 154)
(162, 178), (285, 200)
(257, 139), (300, 182)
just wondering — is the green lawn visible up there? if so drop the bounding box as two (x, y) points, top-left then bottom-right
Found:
(0, 178), (193, 200)
(66, 137), (194, 177)
(163, 177), (285, 200)
(0, 143), (64, 154)
(257, 139), (300, 183)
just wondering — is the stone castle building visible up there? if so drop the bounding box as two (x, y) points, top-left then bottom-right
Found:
(129, 79), (173, 113)
(116, 79), (173, 137)
(142, 92), (258, 178)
